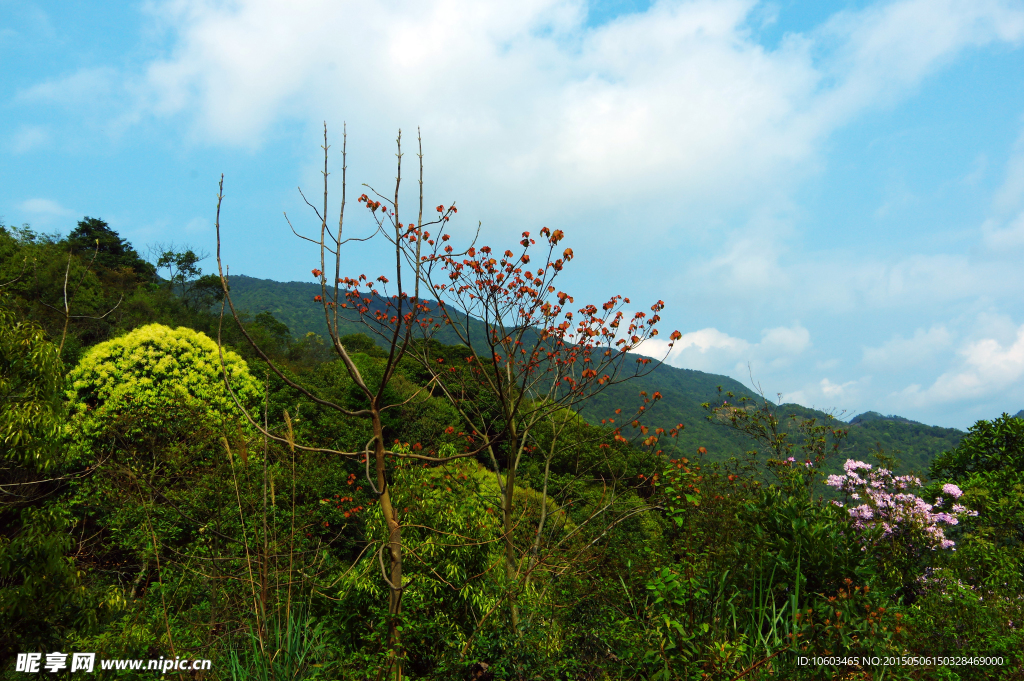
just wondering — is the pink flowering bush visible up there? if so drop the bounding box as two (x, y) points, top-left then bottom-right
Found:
(826, 460), (976, 551)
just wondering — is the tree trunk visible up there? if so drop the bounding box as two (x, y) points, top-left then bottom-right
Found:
(502, 463), (520, 630)
(373, 410), (404, 680)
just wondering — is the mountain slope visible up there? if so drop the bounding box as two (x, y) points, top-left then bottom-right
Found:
(224, 274), (477, 347)
(584, 372), (963, 477)
(226, 274), (964, 477)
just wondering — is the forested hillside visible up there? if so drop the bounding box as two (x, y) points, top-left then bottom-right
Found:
(2, 216), (1022, 680)
(226, 274), (965, 477)
(224, 274), (363, 339)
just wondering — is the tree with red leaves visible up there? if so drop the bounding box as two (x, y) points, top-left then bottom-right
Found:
(214, 124), (682, 666)
(213, 125), (482, 681)
(352, 192), (684, 631)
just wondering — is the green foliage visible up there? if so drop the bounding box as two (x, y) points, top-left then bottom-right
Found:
(634, 400), (926, 680)
(288, 332), (338, 367)
(221, 275), (366, 340)
(250, 311), (292, 356)
(227, 607), (335, 681)
(60, 407), (372, 678)
(0, 220), (209, 365)
(930, 413), (1024, 482)
(156, 248), (202, 289)
(917, 414), (1024, 673)
(65, 217), (154, 279)
(0, 505), (108, 664)
(734, 485), (878, 599)
(155, 247), (223, 311)
(66, 324), (263, 454)
(793, 579), (913, 672)
(338, 454), (504, 677)
(4, 217), (1023, 681)
(903, 567), (1024, 675)
(0, 296), (65, 469)
(641, 461), (923, 680)
(928, 414), (1024, 564)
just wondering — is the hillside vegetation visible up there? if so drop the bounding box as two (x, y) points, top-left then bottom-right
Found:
(226, 274), (965, 477)
(2, 206), (1021, 681)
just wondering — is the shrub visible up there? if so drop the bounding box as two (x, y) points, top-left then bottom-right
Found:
(826, 460), (976, 577)
(66, 323), (263, 454)
(927, 414), (1024, 559)
(0, 295), (64, 469)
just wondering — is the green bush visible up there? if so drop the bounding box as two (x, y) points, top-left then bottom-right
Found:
(66, 323), (263, 454)
(0, 295), (65, 470)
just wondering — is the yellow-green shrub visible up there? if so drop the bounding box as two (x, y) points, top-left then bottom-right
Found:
(66, 324), (263, 452)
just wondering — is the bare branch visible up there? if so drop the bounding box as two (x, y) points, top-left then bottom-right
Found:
(0, 256), (30, 289)
(212, 175), (369, 418)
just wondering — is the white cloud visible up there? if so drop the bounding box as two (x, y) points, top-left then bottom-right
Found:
(9, 125), (50, 153)
(862, 325), (953, 369)
(782, 375), (871, 415)
(760, 324), (812, 359)
(18, 198), (75, 217)
(16, 67), (118, 106)
(734, 115), (1024, 317)
(678, 104), (1024, 319)
(815, 0), (1024, 109)
(675, 327), (752, 354)
(820, 377), (856, 398)
(981, 213), (1024, 250)
(643, 322), (810, 374)
(697, 223), (793, 292)
(183, 217), (209, 234)
(897, 322), (1024, 406)
(128, 0), (1024, 232)
(689, 234), (1020, 320)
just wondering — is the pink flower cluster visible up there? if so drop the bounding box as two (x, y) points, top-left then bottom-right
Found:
(826, 460), (977, 551)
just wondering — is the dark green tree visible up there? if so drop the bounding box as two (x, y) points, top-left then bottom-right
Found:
(929, 413), (1024, 481)
(0, 294), (64, 470)
(928, 413), (1024, 552)
(909, 415), (1024, 666)
(65, 217), (154, 280)
(0, 297), (102, 665)
(155, 247), (222, 311)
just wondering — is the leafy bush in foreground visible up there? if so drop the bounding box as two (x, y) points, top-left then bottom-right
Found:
(65, 323), (263, 458)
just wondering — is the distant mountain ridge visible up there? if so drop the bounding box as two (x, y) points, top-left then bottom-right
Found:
(224, 274), (379, 338)
(226, 274), (965, 477)
(848, 411), (924, 426)
(224, 274), (478, 347)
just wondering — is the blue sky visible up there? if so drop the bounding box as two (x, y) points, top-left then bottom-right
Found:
(3, 0), (1024, 429)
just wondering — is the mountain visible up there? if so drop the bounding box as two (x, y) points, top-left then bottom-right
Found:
(223, 274), (478, 347)
(807, 406), (962, 475)
(225, 274), (964, 478)
(224, 274), (377, 338)
(584, 374), (963, 478)
(849, 411), (923, 426)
